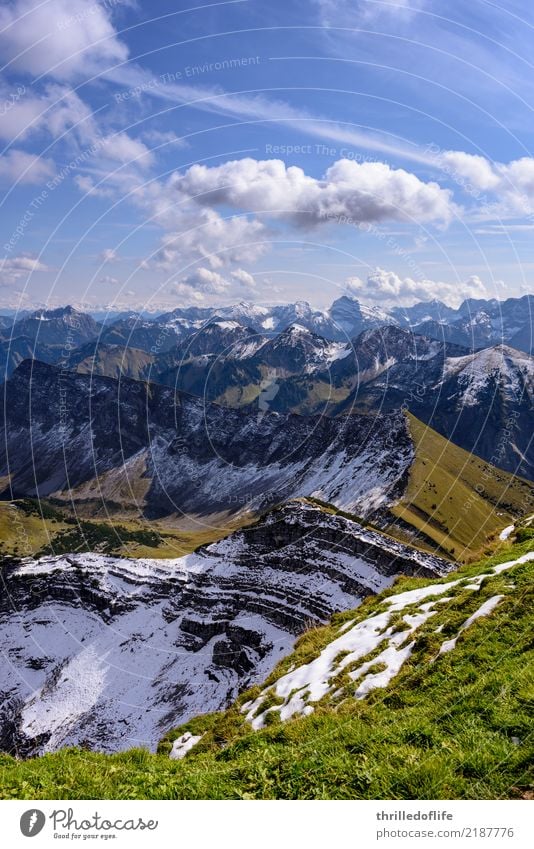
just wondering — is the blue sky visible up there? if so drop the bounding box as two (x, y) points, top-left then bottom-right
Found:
(1, 0), (534, 311)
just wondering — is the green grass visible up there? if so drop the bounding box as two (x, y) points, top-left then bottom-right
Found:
(1, 535), (533, 800)
(34, 519), (162, 557)
(389, 414), (532, 561)
(0, 499), (252, 560)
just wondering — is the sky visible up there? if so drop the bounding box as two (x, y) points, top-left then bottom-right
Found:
(2, 0), (534, 312)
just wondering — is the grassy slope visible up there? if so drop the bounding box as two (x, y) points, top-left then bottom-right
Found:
(1, 532), (533, 800)
(388, 414), (532, 561)
(0, 499), (247, 560)
(75, 347), (155, 381)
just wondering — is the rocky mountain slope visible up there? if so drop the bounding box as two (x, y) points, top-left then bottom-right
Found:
(2, 530), (532, 799)
(0, 501), (450, 757)
(0, 359), (414, 520)
(339, 338), (534, 479)
(410, 294), (534, 353)
(51, 315), (533, 479)
(1, 359), (529, 558)
(0, 306), (102, 381)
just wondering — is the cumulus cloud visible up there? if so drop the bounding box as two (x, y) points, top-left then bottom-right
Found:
(0, 0), (128, 80)
(231, 268), (256, 289)
(137, 156), (453, 293)
(346, 267), (487, 306)
(0, 254), (50, 284)
(434, 149), (534, 216)
(169, 265), (258, 302)
(168, 282), (205, 303)
(438, 151), (500, 193)
(99, 248), (119, 263)
(173, 157), (454, 227)
(99, 275), (119, 285)
(149, 209), (267, 273)
(180, 267), (231, 295)
(0, 149), (55, 185)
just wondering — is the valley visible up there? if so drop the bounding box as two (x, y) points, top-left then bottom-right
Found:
(0, 293), (532, 800)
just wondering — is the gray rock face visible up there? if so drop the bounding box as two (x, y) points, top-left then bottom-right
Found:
(0, 501), (451, 756)
(337, 338), (534, 480)
(0, 360), (414, 519)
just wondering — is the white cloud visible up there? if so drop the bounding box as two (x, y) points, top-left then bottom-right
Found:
(0, 149), (54, 184)
(346, 267), (487, 306)
(169, 282), (205, 303)
(100, 132), (154, 168)
(107, 64), (434, 168)
(231, 268), (256, 289)
(132, 156), (453, 291)
(0, 254), (50, 284)
(436, 150), (534, 217)
(43, 84), (97, 144)
(0, 83), (47, 143)
(438, 151), (500, 193)
(148, 208), (267, 274)
(0, 0), (128, 80)
(173, 156), (454, 227)
(99, 275), (119, 285)
(181, 267), (231, 295)
(141, 129), (188, 149)
(169, 266), (257, 301)
(99, 248), (119, 263)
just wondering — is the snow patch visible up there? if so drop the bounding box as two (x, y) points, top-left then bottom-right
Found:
(438, 595), (504, 655)
(244, 552), (533, 728)
(169, 732), (204, 760)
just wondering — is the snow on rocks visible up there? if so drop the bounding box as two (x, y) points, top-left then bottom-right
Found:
(499, 525), (515, 541)
(0, 502), (449, 756)
(441, 345), (533, 407)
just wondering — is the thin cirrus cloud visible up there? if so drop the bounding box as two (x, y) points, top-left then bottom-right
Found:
(0, 254), (50, 284)
(107, 63), (433, 168)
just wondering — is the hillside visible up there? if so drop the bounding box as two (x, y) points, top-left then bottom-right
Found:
(1, 362), (529, 561)
(1, 530), (532, 799)
(386, 414), (532, 561)
(0, 360), (415, 520)
(0, 501), (450, 758)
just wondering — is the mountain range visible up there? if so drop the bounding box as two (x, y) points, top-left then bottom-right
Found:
(0, 292), (533, 379)
(1, 295), (532, 479)
(0, 357), (530, 560)
(0, 293), (532, 794)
